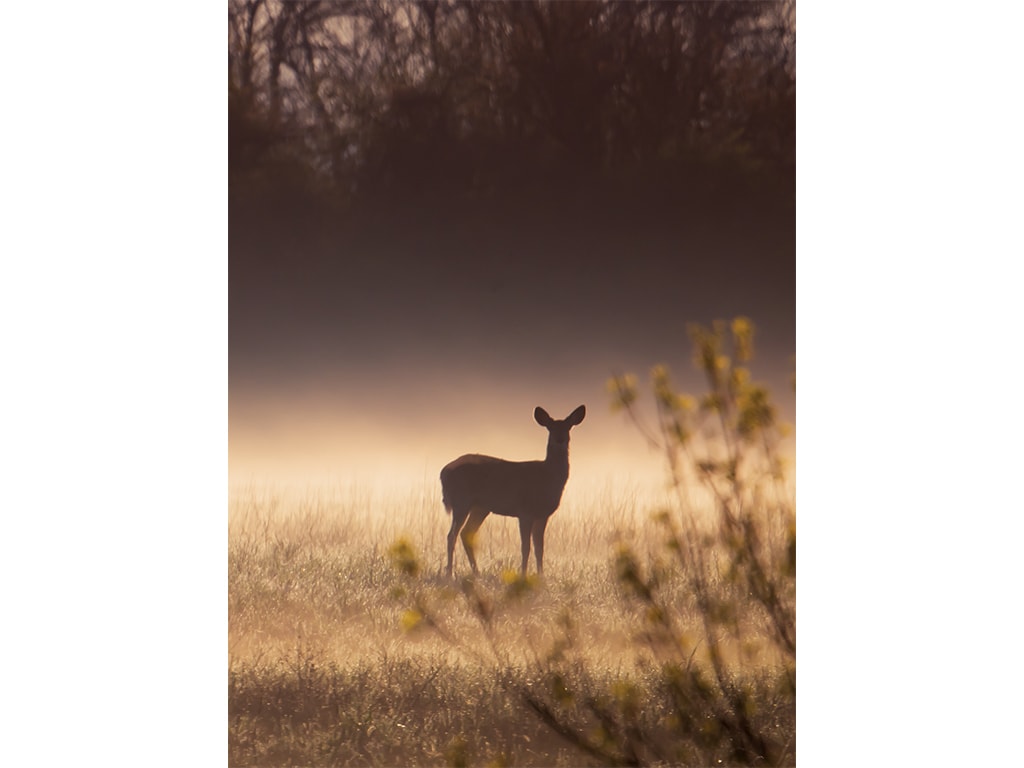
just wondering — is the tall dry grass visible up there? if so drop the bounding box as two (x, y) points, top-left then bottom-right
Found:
(229, 479), (792, 766)
(229, 479), (668, 667)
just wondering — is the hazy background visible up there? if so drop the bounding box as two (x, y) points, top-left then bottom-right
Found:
(6, 2), (1023, 764)
(229, 0), (796, 490)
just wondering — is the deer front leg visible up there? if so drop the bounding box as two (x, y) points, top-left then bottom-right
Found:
(531, 517), (549, 576)
(518, 516), (533, 575)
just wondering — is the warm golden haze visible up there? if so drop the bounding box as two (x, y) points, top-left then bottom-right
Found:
(229, 0), (795, 761)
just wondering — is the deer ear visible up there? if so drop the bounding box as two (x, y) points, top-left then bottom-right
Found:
(534, 407), (553, 426)
(566, 405), (586, 426)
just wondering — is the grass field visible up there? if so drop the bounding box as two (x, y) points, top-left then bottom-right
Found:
(228, 478), (795, 766)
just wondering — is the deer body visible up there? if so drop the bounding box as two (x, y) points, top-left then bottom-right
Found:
(441, 405), (585, 577)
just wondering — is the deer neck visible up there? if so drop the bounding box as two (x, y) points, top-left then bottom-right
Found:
(544, 440), (570, 482)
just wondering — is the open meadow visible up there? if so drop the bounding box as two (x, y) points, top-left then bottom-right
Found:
(226, 3), (798, 761)
(228, 476), (795, 767)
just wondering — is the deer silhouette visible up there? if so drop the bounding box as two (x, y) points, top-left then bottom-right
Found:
(441, 405), (586, 577)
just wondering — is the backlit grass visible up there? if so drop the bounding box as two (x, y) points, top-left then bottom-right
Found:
(229, 480), (794, 766)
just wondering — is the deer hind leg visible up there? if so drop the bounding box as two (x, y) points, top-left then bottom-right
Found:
(518, 516), (533, 575)
(460, 507), (489, 575)
(531, 517), (549, 576)
(446, 506), (470, 577)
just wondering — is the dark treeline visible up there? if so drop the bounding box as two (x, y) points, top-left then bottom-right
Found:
(229, 0), (795, 233)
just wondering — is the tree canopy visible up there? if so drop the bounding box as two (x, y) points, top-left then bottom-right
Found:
(229, 0), (795, 221)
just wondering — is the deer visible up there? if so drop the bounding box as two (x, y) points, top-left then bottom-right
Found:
(440, 405), (586, 578)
